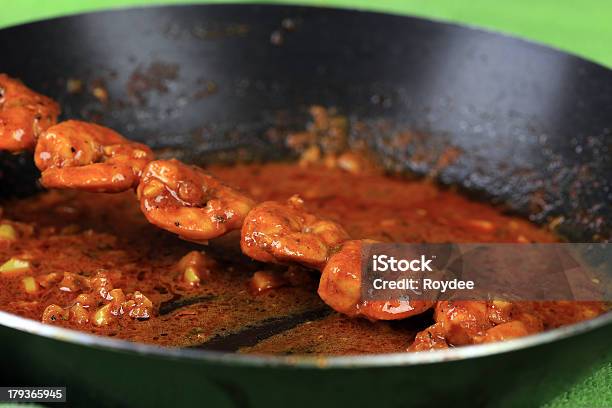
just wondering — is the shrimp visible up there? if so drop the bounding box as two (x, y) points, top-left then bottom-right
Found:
(0, 74), (60, 152)
(241, 195), (350, 269)
(241, 203), (431, 319)
(137, 159), (255, 242)
(318, 240), (434, 320)
(409, 300), (544, 350)
(409, 323), (449, 351)
(34, 120), (154, 192)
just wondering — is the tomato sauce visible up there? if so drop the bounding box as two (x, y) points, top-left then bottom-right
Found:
(0, 163), (605, 354)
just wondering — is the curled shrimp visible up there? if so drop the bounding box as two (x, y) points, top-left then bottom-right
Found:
(137, 159), (255, 242)
(0, 74), (60, 152)
(241, 202), (432, 320)
(409, 300), (544, 351)
(318, 240), (434, 320)
(34, 120), (154, 192)
(241, 195), (350, 269)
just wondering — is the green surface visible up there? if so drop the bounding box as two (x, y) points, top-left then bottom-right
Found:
(0, 1), (610, 407)
(1, 0), (612, 67)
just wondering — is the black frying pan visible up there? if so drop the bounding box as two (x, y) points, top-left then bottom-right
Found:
(0, 5), (610, 408)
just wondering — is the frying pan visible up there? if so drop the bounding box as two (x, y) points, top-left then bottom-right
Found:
(0, 4), (611, 407)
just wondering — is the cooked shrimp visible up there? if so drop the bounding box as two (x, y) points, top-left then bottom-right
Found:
(409, 323), (449, 351)
(34, 120), (153, 192)
(137, 159), (255, 242)
(241, 195), (350, 269)
(432, 300), (491, 346)
(409, 300), (543, 350)
(318, 240), (434, 320)
(0, 74), (60, 152)
(241, 202), (431, 319)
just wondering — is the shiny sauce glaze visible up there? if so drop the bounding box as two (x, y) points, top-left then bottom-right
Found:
(0, 163), (605, 354)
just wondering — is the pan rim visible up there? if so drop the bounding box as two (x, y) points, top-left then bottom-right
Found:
(1, 309), (611, 368)
(0, 3), (611, 368)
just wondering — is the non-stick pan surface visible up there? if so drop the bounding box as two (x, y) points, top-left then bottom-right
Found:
(0, 5), (610, 408)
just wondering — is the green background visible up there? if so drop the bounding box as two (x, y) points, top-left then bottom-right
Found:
(1, 0), (612, 67)
(0, 1), (610, 407)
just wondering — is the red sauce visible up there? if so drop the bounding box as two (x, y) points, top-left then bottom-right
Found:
(0, 163), (605, 354)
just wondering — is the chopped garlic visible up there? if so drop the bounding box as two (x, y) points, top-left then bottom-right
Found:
(249, 271), (287, 294)
(0, 224), (17, 241)
(0, 258), (31, 275)
(22, 276), (39, 294)
(177, 251), (211, 286)
(93, 304), (112, 326)
(183, 266), (200, 285)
